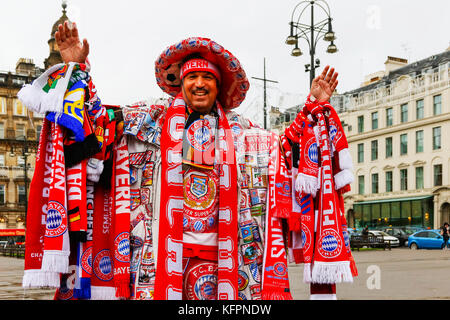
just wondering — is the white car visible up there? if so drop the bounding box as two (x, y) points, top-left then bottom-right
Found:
(369, 230), (400, 247)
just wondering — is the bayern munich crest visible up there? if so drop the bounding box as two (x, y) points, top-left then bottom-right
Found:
(93, 249), (113, 281)
(81, 246), (92, 275)
(186, 119), (214, 152)
(273, 262), (287, 277)
(317, 229), (343, 259)
(114, 232), (130, 263)
(305, 139), (319, 167)
(185, 262), (218, 300)
(45, 200), (67, 238)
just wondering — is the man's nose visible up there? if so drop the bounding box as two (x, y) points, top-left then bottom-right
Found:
(194, 76), (206, 87)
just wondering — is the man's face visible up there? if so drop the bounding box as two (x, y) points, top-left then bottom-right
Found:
(182, 71), (219, 114)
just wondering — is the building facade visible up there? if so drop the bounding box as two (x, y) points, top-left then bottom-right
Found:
(0, 5), (67, 231)
(269, 48), (450, 230)
(338, 49), (450, 230)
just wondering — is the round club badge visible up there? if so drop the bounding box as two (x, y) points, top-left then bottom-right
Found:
(81, 246), (92, 275)
(304, 138), (319, 169)
(317, 229), (343, 259)
(238, 270), (249, 291)
(93, 250), (113, 282)
(114, 232), (130, 263)
(273, 262), (287, 277)
(45, 200), (67, 238)
(184, 261), (218, 300)
(186, 118), (214, 152)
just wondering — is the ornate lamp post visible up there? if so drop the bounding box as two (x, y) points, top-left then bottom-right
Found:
(286, 0), (338, 86)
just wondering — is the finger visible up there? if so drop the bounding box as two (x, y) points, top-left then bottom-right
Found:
(64, 21), (71, 39)
(55, 30), (61, 45)
(82, 39), (90, 58)
(58, 24), (66, 42)
(331, 80), (339, 92)
(71, 22), (79, 40)
(330, 72), (338, 85)
(325, 67), (335, 83)
(320, 65), (330, 80)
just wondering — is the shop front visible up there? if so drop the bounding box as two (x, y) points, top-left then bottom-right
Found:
(352, 195), (434, 230)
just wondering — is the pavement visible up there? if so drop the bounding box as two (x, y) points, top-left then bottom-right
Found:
(1, 247), (450, 300)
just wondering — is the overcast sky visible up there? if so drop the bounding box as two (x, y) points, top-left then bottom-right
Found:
(1, 0), (449, 126)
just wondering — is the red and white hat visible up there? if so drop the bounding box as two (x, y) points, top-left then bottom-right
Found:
(155, 37), (250, 110)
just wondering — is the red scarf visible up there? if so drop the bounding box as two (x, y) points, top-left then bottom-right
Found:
(310, 108), (353, 284)
(262, 132), (292, 300)
(41, 122), (70, 274)
(112, 134), (131, 299)
(23, 118), (60, 287)
(66, 160), (87, 241)
(154, 93), (238, 300)
(90, 185), (117, 299)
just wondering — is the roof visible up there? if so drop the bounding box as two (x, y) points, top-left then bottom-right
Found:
(344, 49), (450, 96)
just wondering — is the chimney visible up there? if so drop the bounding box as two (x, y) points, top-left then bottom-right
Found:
(384, 56), (408, 73)
(15, 58), (36, 76)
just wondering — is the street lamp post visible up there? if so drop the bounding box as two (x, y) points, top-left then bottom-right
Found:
(286, 0), (338, 87)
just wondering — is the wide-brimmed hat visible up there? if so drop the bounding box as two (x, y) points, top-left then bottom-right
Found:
(155, 37), (250, 110)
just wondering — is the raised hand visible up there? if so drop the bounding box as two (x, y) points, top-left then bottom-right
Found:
(310, 65), (338, 102)
(54, 21), (89, 64)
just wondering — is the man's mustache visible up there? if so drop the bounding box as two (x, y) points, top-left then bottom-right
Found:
(191, 88), (209, 94)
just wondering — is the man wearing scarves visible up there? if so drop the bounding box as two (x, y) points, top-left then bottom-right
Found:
(20, 21), (357, 300)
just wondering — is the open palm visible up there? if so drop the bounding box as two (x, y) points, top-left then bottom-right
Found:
(55, 21), (89, 64)
(310, 65), (338, 102)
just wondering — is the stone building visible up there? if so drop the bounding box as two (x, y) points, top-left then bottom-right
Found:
(337, 48), (450, 230)
(0, 4), (68, 232)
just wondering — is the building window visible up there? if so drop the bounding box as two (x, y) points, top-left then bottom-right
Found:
(371, 112), (378, 130)
(401, 103), (408, 123)
(16, 124), (25, 138)
(386, 108), (393, 127)
(0, 123), (4, 139)
(400, 169), (408, 191)
(433, 95), (442, 115)
(385, 137), (393, 158)
(400, 134), (408, 155)
(358, 175), (365, 195)
(357, 115), (364, 133)
(371, 140), (378, 161)
(432, 127), (441, 150)
(385, 171), (393, 192)
(0, 185), (5, 205)
(14, 99), (27, 116)
(372, 173), (379, 194)
(18, 185), (26, 204)
(415, 130), (424, 153)
(415, 167), (424, 189)
(0, 98), (6, 114)
(0, 154), (4, 166)
(357, 143), (364, 163)
(416, 99), (424, 120)
(434, 164), (442, 187)
(36, 125), (42, 140)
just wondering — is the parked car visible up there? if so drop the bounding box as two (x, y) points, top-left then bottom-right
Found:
(382, 227), (410, 247)
(0, 240), (7, 248)
(408, 230), (445, 249)
(369, 230), (400, 247)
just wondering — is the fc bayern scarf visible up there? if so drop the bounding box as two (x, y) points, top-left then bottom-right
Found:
(41, 122), (70, 274)
(310, 105), (353, 284)
(23, 118), (60, 287)
(154, 93), (238, 300)
(261, 132), (292, 300)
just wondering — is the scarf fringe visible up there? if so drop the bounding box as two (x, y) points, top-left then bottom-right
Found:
(41, 251), (70, 274)
(22, 269), (60, 288)
(90, 286), (119, 300)
(334, 168), (354, 190)
(74, 278), (91, 299)
(338, 148), (353, 170)
(295, 173), (319, 196)
(303, 263), (312, 283)
(262, 291), (293, 300)
(311, 261), (353, 284)
(17, 85), (50, 114)
(310, 293), (337, 300)
(115, 280), (131, 299)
